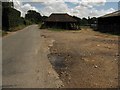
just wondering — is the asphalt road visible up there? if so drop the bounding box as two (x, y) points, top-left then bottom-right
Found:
(2, 25), (63, 88)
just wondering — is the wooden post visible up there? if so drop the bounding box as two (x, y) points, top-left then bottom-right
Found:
(66, 22), (68, 29)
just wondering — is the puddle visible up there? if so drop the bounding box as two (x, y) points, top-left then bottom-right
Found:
(48, 53), (66, 70)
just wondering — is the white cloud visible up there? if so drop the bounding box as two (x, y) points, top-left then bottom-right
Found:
(13, 0), (117, 18)
(69, 0), (116, 18)
(40, 0), (115, 18)
(21, 3), (39, 15)
(13, 0), (39, 17)
(89, 8), (115, 17)
(41, 1), (70, 16)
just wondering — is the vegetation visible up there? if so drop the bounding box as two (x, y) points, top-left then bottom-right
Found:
(25, 10), (42, 24)
(2, 1), (117, 36)
(2, 2), (14, 8)
(73, 16), (97, 26)
(2, 1), (27, 32)
(41, 16), (48, 22)
(1, 31), (8, 36)
(48, 28), (71, 31)
(2, 1), (42, 36)
(9, 24), (27, 31)
(2, 1), (97, 33)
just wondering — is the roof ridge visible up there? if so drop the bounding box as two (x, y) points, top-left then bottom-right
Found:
(100, 10), (120, 18)
(45, 13), (77, 22)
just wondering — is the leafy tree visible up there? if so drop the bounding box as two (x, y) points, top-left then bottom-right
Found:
(81, 18), (89, 26)
(2, 1), (26, 31)
(2, 1), (14, 31)
(2, 2), (14, 8)
(25, 10), (42, 24)
(42, 16), (48, 22)
(89, 17), (97, 24)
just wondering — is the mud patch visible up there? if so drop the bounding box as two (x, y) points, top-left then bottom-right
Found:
(48, 53), (66, 69)
(47, 52), (73, 84)
(47, 52), (72, 72)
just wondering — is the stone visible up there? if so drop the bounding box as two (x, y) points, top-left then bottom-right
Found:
(94, 65), (98, 68)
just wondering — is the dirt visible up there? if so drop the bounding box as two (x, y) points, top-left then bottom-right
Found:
(40, 28), (119, 88)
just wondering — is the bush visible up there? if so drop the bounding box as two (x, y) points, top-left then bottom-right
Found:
(2, 7), (25, 31)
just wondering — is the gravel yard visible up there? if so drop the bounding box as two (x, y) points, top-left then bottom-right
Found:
(40, 28), (119, 88)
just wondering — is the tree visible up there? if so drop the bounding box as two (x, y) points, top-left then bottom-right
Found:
(90, 17), (97, 24)
(25, 10), (42, 24)
(81, 18), (88, 26)
(2, 1), (14, 8)
(2, 1), (25, 31)
(42, 16), (48, 22)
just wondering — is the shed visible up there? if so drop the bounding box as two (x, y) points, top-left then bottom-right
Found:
(97, 10), (120, 34)
(43, 13), (79, 30)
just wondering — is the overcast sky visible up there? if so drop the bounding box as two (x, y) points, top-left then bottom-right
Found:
(12, 0), (119, 18)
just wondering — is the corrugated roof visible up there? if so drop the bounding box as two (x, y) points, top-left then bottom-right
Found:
(100, 10), (120, 18)
(45, 13), (77, 22)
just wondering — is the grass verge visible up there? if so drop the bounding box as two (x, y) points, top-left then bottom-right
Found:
(9, 25), (27, 32)
(2, 31), (8, 36)
(2, 24), (29, 37)
(47, 28), (81, 32)
(48, 28), (67, 31)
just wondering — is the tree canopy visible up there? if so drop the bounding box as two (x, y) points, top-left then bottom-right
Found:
(73, 16), (97, 26)
(25, 10), (42, 24)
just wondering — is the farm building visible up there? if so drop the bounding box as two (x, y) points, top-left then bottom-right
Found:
(42, 13), (79, 30)
(97, 10), (120, 34)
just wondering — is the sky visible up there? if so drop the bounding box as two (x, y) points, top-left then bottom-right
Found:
(12, 0), (119, 18)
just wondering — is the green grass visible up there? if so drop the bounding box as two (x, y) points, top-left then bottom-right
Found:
(38, 23), (42, 27)
(0, 30), (1, 33)
(9, 24), (27, 32)
(48, 28), (67, 31)
(2, 30), (8, 36)
(2, 24), (29, 37)
(48, 28), (81, 31)
(80, 26), (91, 29)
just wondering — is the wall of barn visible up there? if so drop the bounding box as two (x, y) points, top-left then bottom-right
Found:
(97, 16), (120, 34)
(45, 22), (79, 30)
(45, 22), (68, 29)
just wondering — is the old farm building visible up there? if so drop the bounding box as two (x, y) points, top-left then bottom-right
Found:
(42, 13), (79, 30)
(97, 10), (120, 34)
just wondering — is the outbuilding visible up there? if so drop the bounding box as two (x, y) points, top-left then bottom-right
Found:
(43, 13), (79, 30)
(97, 10), (120, 34)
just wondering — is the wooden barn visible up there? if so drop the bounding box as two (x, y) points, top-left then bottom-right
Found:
(42, 13), (79, 30)
(97, 10), (120, 34)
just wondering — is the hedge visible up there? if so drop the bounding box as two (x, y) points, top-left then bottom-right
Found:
(2, 7), (25, 31)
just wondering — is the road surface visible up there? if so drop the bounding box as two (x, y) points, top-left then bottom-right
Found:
(2, 25), (63, 88)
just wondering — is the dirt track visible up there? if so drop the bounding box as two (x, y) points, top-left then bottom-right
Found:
(40, 28), (119, 88)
